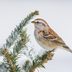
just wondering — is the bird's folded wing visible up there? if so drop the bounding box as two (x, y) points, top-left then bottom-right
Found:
(43, 27), (65, 45)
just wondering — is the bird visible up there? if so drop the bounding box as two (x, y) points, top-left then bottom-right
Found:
(31, 18), (72, 53)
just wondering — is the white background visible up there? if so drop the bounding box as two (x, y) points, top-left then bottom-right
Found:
(0, 0), (72, 72)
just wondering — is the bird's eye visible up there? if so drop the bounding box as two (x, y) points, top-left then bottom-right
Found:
(36, 21), (39, 23)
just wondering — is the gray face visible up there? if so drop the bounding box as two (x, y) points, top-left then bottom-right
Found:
(33, 19), (47, 31)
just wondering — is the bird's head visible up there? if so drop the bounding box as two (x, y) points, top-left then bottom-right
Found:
(31, 18), (49, 31)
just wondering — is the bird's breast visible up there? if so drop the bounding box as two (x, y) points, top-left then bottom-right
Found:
(34, 30), (57, 51)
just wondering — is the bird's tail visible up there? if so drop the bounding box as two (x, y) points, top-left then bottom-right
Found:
(63, 45), (72, 53)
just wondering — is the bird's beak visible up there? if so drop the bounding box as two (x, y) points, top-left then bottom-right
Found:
(31, 21), (35, 24)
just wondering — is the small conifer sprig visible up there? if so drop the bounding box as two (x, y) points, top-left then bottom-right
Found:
(0, 11), (39, 72)
(0, 11), (54, 72)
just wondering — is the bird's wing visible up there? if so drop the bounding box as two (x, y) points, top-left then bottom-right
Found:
(43, 27), (65, 45)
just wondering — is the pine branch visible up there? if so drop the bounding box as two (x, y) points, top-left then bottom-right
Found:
(2, 11), (39, 49)
(0, 11), (39, 72)
(29, 51), (54, 72)
(23, 49), (54, 72)
(2, 48), (20, 72)
(13, 29), (29, 55)
(0, 10), (55, 72)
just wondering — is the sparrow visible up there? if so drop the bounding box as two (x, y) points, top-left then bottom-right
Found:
(31, 18), (72, 53)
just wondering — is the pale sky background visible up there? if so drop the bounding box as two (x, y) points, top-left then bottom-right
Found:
(0, 0), (72, 72)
